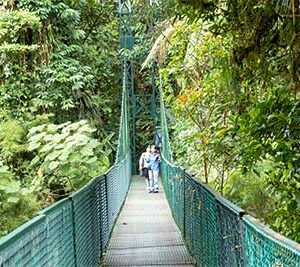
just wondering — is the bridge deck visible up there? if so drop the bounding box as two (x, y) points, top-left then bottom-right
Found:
(102, 175), (194, 266)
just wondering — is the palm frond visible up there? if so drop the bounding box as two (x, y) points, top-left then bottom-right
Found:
(141, 19), (178, 71)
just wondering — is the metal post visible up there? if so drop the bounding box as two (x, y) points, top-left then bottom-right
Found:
(182, 169), (186, 239)
(69, 197), (78, 267)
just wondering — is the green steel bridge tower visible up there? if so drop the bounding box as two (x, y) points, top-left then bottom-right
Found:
(118, 0), (159, 173)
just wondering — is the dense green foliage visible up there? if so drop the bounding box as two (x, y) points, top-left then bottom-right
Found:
(144, 1), (300, 241)
(0, 0), (119, 237)
(28, 120), (111, 193)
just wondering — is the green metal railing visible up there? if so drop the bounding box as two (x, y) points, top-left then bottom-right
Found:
(0, 157), (131, 267)
(0, 61), (132, 267)
(159, 82), (300, 267)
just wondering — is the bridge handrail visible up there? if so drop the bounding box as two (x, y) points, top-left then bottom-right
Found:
(161, 154), (245, 214)
(160, 154), (300, 266)
(0, 152), (131, 266)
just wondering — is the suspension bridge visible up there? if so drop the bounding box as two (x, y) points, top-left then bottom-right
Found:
(1, 1), (300, 266)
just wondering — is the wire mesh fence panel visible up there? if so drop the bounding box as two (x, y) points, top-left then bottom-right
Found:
(116, 160), (126, 212)
(162, 161), (185, 232)
(119, 155), (131, 206)
(0, 164), (132, 267)
(162, 155), (300, 267)
(160, 159), (170, 199)
(185, 174), (218, 267)
(243, 215), (300, 267)
(0, 166), (131, 267)
(107, 165), (120, 233)
(0, 216), (47, 267)
(107, 156), (131, 233)
(39, 198), (75, 267)
(71, 183), (97, 267)
(98, 175), (110, 249)
(215, 196), (245, 267)
(89, 175), (107, 260)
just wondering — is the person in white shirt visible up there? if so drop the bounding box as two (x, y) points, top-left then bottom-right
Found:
(139, 146), (151, 192)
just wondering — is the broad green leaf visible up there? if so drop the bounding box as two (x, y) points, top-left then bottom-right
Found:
(68, 153), (81, 162)
(49, 161), (60, 171)
(4, 180), (20, 193)
(7, 196), (20, 203)
(80, 147), (94, 157)
(78, 124), (96, 133)
(28, 141), (41, 151)
(45, 150), (62, 161)
(0, 165), (9, 173)
(60, 164), (71, 175)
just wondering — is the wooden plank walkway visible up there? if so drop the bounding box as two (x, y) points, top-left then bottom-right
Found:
(102, 175), (194, 267)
